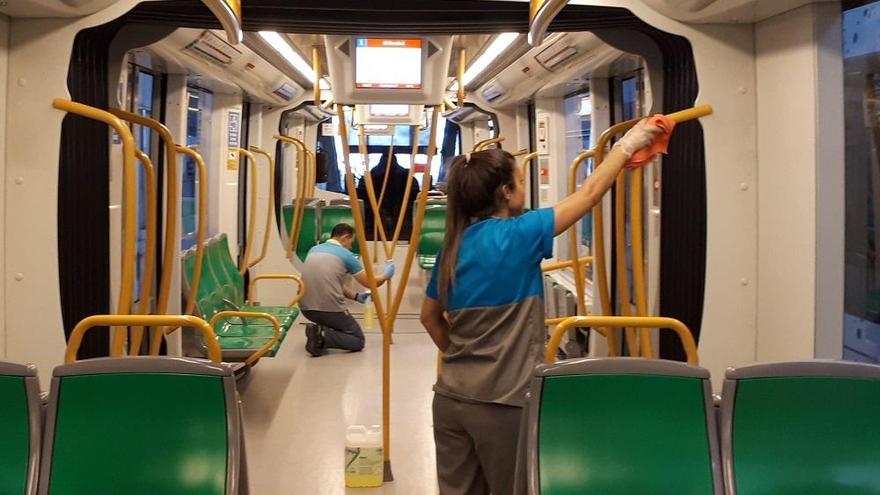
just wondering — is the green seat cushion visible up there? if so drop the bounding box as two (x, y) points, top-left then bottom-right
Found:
(0, 376), (29, 495)
(732, 376), (880, 495)
(418, 255), (437, 270)
(217, 336), (284, 355)
(48, 373), (228, 495)
(539, 374), (714, 495)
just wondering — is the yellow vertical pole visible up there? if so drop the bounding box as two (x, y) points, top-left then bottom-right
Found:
(237, 148), (259, 274)
(614, 172), (639, 356)
(149, 146), (207, 355)
(457, 47), (466, 106)
(356, 123), (392, 257)
(390, 124), (423, 248)
(130, 150), (157, 355)
(313, 46), (322, 105)
(568, 151), (593, 317)
(630, 166), (653, 357)
(336, 104), (395, 475)
(248, 146), (276, 268)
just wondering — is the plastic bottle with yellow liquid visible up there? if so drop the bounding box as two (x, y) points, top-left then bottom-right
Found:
(363, 298), (375, 331)
(345, 425), (383, 487)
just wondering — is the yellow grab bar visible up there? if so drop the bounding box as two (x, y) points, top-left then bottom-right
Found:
(473, 136), (505, 152)
(248, 146), (275, 268)
(53, 99), (137, 357)
(130, 150), (157, 356)
(236, 147), (259, 274)
(209, 311), (280, 366)
(544, 316), (698, 365)
(67, 314), (221, 364)
(275, 135), (308, 260)
(108, 109), (179, 335)
(592, 104), (713, 357)
(247, 273), (305, 307)
(541, 256), (592, 273)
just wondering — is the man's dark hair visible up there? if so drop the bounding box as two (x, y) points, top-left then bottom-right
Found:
(331, 223), (355, 238)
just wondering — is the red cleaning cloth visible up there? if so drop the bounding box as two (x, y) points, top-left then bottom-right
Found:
(625, 114), (676, 169)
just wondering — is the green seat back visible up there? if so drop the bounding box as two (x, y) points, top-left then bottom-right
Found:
(202, 238), (239, 306)
(282, 203), (321, 262)
(419, 231), (444, 258)
(0, 373), (31, 495)
(319, 206), (360, 254)
(46, 365), (231, 495)
(727, 367), (880, 495)
(536, 365), (716, 495)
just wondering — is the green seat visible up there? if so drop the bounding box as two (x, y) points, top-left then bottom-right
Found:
(319, 204), (362, 254)
(415, 205), (446, 270)
(181, 236), (299, 360)
(39, 357), (244, 494)
(524, 358), (721, 495)
(282, 199), (322, 262)
(721, 361), (880, 495)
(0, 361), (40, 495)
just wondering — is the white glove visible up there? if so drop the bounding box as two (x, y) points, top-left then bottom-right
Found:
(612, 119), (661, 159)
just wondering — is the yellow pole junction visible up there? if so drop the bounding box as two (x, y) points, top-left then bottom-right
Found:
(68, 315), (222, 364)
(247, 146), (276, 268)
(236, 147), (259, 275)
(107, 109), (180, 351)
(336, 104), (441, 479)
(592, 104), (712, 357)
(129, 150), (157, 356)
(275, 134), (308, 260)
(52, 99), (137, 357)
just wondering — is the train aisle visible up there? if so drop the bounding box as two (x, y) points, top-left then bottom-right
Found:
(239, 317), (439, 494)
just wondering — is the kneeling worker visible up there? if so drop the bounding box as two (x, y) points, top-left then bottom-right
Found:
(300, 223), (395, 356)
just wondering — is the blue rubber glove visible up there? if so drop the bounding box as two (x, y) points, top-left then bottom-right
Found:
(383, 260), (396, 279)
(355, 292), (371, 304)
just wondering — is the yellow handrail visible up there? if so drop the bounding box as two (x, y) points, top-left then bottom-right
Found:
(236, 147), (259, 274)
(209, 311), (280, 366)
(247, 273), (305, 307)
(67, 314), (221, 364)
(592, 104), (713, 357)
(541, 256), (592, 273)
(473, 136), (505, 152)
(544, 316), (698, 365)
(108, 109), (179, 336)
(248, 146), (275, 268)
(306, 149), (318, 197)
(53, 99), (137, 357)
(275, 134), (308, 260)
(130, 150), (157, 356)
(312, 45), (322, 106)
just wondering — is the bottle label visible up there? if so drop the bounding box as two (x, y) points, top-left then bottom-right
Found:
(345, 446), (384, 475)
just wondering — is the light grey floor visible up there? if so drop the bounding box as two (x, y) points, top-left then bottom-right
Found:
(238, 316), (440, 494)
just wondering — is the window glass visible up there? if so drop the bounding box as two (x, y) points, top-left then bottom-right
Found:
(843, 1), (880, 363)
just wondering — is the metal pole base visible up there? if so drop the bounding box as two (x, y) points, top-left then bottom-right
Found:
(383, 460), (394, 482)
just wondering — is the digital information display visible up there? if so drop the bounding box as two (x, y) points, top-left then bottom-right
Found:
(355, 38), (422, 89)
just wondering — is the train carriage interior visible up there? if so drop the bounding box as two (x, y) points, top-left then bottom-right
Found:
(1, 0), (880, 493)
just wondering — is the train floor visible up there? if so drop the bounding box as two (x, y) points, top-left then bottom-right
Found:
(238, 315), (440, 494)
